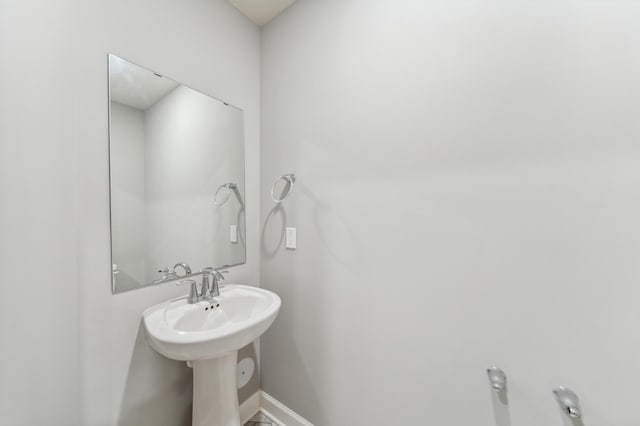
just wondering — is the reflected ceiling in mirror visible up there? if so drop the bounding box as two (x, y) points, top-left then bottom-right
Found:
(108, 54), (246, 294)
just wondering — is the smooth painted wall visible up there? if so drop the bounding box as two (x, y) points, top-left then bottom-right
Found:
(0, 2), (81, 423)
(110, 101), (146, 288)
(260, 1), (640, 425)
(144, 86), (246, 281)
(0, 0), (260, 425)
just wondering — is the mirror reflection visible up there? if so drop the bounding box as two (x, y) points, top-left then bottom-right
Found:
(108, 54), (245, 294)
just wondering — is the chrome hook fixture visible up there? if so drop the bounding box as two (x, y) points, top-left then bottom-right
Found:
(213, 182), (237, 206)
(270, 173), (296, 203)
(486, 366), (507, 392)
(553, 386), (581, 419)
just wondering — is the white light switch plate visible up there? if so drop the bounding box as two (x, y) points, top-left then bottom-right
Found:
(230, 225), (238, 243)
(285, 227), (296, 249)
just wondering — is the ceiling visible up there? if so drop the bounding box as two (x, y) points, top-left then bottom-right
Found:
(229, 0), (297, 26)
(109, 55), (179, 110)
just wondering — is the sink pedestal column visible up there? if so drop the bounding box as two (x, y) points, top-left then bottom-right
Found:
(192, 351), (239, 426)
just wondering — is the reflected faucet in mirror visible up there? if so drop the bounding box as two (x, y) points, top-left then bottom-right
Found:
(173, 262), (192, 276)
(153, 262), (191, 284)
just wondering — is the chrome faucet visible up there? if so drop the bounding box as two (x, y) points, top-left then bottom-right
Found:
(173, 262), (192, 276)
(201, 273), (211, 300)
(177, 279), (200, 304)
(153, 262), (229, 304)
(201, 268), (228, 299)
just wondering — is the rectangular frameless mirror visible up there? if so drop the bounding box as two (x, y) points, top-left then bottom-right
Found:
(108, 54), (246, 294)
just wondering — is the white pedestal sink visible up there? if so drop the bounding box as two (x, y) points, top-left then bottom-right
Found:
(143, 284), (281, 426)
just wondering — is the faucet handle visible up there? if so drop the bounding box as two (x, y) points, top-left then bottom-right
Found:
(202, 268), (228, 280)
(218, 270), (229, 285)
(201, 274), (211, 298)
(153, 267), (177, 283)
(176, 279), (200, 303)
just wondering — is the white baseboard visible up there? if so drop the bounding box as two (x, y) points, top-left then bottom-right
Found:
(259, 391), (313, 426)
(239, 390), (313, 426)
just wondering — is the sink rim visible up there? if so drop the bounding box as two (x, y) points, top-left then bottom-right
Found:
(143, 284), (281, 345)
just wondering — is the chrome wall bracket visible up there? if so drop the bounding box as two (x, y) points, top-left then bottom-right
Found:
(487, 366), (507, 392)
(553, 386), (581, 419)
(213, 182), (237, 206)
(270, 173), (296, 203)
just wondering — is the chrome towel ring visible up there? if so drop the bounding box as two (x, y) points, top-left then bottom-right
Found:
(271, 173), (296, 203)
(213, 182), (237, 206)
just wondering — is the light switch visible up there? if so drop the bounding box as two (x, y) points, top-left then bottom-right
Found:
(230, 225), (238, 243)
(285, 227), (296, 249)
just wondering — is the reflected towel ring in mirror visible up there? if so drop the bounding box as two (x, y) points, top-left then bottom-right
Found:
(213, 183), (237, 206)
(271, 173), (296, 203)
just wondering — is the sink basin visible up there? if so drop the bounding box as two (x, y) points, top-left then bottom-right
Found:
(143, 284), (280, 361)
(143, 284), (281, 426)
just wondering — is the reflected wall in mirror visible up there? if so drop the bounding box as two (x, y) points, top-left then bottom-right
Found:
(109, 54), (245, 294)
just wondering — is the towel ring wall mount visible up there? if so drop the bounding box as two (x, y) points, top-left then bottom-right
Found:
(213, 183), (237, 206)
(271, 174), (296, 203)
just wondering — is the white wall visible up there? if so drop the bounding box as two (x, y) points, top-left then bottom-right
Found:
(0, 2), (81, 424)
(260, 1), (640, 425)
(0, 0), (260, 424)
(110, 101), (146, 288)
(144, 86), (246, 281)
